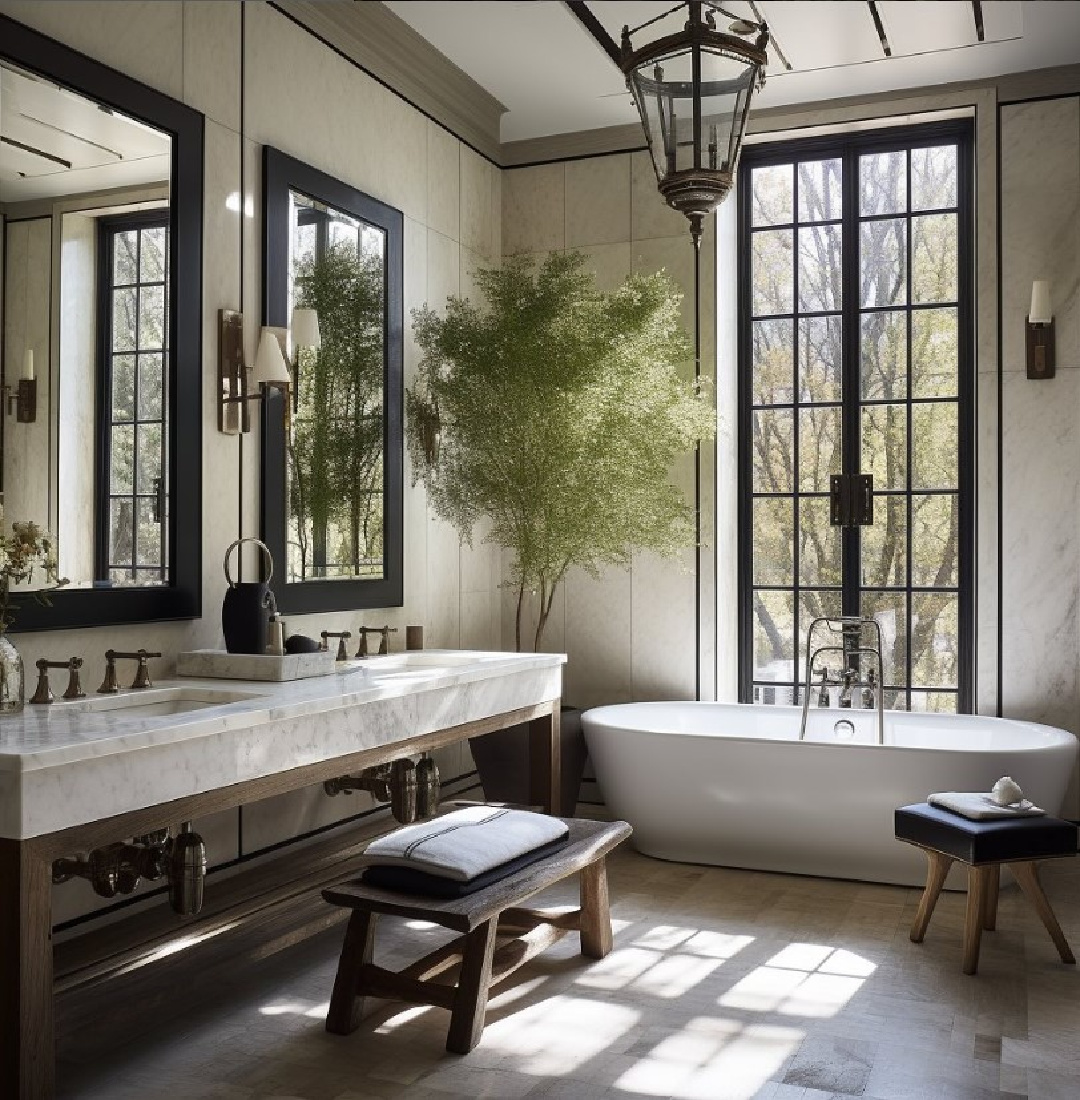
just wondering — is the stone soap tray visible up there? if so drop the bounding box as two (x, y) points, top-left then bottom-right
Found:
(177, 649), (337, 682)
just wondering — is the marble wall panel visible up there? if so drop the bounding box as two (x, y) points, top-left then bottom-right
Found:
(427, 121), (461, 243)
(565, 155), (632, 247)
(502, 162), (566, 256)
(182, 0), (241, 131)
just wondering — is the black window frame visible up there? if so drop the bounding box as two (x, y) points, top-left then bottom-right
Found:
(736, 119), (975, 711)
(95, 209), (171, 585)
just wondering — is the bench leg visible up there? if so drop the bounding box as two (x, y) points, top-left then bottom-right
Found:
(580, 858), (613, 959)
(963, 866), (991, 975)
(447, 918), (498, 1054)
(326, 910), (377, 1035)
(1010, 860), (1076, 965)
(910, 848), (954, 944)
(984, 864), (1000, 931)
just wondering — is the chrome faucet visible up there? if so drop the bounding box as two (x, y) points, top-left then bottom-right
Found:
(799, 617), (886, 745)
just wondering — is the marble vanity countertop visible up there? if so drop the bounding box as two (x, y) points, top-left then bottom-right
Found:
(0, 650), (565, 839)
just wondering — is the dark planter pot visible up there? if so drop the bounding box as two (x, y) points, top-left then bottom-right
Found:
(468, 705), (587, 815)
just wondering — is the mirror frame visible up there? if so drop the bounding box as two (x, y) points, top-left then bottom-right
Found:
(0, 14), (203, 630)
(261, 146), (403, 612)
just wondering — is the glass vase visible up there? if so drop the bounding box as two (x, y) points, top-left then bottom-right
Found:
(0, 634), (25, 714)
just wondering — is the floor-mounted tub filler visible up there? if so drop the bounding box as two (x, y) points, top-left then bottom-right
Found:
(581, 701), (1078, 887)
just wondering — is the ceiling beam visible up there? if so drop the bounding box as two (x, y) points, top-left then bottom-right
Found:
(564, 1), (623, 70)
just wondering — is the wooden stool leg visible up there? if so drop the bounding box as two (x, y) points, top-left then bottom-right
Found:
(963, 866), (990, 975)
(983, 864), (1001, 931)
(580, 858), (613, 959)
(1010, 861), (1076, 965)
(447, 918), (498, 1054)
(910, 848), (954, 943)
(326, 910), (377, 1035)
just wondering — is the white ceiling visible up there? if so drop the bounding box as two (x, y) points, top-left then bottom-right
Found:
(0, 62), (170, 204)
(384, 1), (1080, 143)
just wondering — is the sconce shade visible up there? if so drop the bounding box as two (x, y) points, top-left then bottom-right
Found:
(253, 328), (291, 385)
(1030, 280), (1053, 324)
(290, 307), (321, 350)
(621, 2), (768, 245)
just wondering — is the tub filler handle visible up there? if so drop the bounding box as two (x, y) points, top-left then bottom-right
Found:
(799, 617), (885, 746)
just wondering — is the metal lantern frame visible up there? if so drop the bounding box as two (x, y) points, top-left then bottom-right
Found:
(619, 0), (769, 246)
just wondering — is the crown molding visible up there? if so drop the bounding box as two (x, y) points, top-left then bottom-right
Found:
(501, 123), (645, 168)
(273, 0), (506, 164)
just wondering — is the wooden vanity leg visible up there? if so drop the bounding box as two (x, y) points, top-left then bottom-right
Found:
(528, 703), (562, 816)
(910, 848), (953, 943)
(326, 910), (377, 1035)
(446, 918), (498, 1054)
(579, 858), (613, 959)
(0, 838), (55, 1099)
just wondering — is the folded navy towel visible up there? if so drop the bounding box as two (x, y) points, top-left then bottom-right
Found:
(361, 806), (570, 883)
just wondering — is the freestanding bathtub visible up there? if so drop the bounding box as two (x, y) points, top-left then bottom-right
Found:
(582, 702), (1078, 887)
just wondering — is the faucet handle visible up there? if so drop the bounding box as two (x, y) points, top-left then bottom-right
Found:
(63, 657), (86, 700)
(98, 651), (118, 694)
(30, 659), (54, 705)
(131, 650), (161, 690)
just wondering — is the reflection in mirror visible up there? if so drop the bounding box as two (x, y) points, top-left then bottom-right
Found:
(262, 146), (402, 614)
(287, 191), (385, 584)
(0, 58), (172, 591)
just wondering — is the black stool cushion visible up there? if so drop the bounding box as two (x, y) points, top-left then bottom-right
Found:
(895, 802), (1077, 865)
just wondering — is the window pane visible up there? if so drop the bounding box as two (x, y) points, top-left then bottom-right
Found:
(911, 145), (957, 211)
(861, 310), (907, 401)
(798, 315), (842, 404)
(751, 164), (793, 226)
(799, 497), (840, 586)
(861, 495), (907, 588)
(912, 307), (958, 399)
(796, 589), (843, 670)
(111, 424), (134, 493)
(911, 593), (958, 688)
(111, 355), (136, 422)
(798, 159), (842, 223)
(860, 150), (907, 216)
(137, 498), (162, 567)
(140, 225), (166, 282)
(110, 498), (135, 566)
(136, 422), (162, 494)
(139, 285), (165, 349)
(912, 493), (958, 587)
(861, 404), (907, 490)
(912, 213), (957, 305)
(752, 229), (794, 316)
(113, 230), (138, 285)
(798, 406), (841, 492)
(112, 288), (137, 352)
(910, 691), (958, 713)
(912, 403), (958, 489)
(753, 589), (795, 683)
(861, 590), (908, 687)
(798, 224), (842, 313)
(753, 498), (794, 585)
(860, 219), (907, 307)
(752, 319), (793, 405)
(753, 409), (794, 493)
(138, 354), (164, 420)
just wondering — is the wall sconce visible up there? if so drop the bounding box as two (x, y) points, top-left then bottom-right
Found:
(289, 307), (321, 413)
(1026, 279), (1055, 379)
(218, 310), (292, 433)
(4, 349), (37, 423)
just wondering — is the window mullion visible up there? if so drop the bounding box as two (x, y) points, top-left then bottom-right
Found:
(840, 143), (861, 621)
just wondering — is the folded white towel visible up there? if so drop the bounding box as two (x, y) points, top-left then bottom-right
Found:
(363, 806), (569, 883)
(928, 791), (1045, 820)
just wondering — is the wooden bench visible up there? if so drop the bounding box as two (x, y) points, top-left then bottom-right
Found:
(322, 817), (632, 1053)
(895, 802), (1077, 975)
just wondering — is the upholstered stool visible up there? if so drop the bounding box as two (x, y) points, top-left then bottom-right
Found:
(895, 802), (1077, 974)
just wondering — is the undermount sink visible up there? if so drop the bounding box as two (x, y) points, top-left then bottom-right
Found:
(61, 686), (264, 717)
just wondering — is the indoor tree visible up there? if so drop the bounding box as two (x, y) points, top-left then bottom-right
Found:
(407, 250), (714, 652)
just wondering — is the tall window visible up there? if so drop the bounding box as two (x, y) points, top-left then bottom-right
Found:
(97, 211), (169, 584)
(738, 121), (973, 712)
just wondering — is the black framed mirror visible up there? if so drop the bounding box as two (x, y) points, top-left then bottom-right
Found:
(261, 146), (403, 613)
(0, 14), (202, 630)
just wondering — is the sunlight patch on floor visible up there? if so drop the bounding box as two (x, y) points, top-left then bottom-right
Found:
(481, 994), (639, 1075)
(719, 943), (875, 1017)
(615, 1017), (804, 1099)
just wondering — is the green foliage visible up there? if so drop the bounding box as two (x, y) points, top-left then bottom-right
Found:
(290, 241), (385, 579)
(408, 251), (714, 650)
